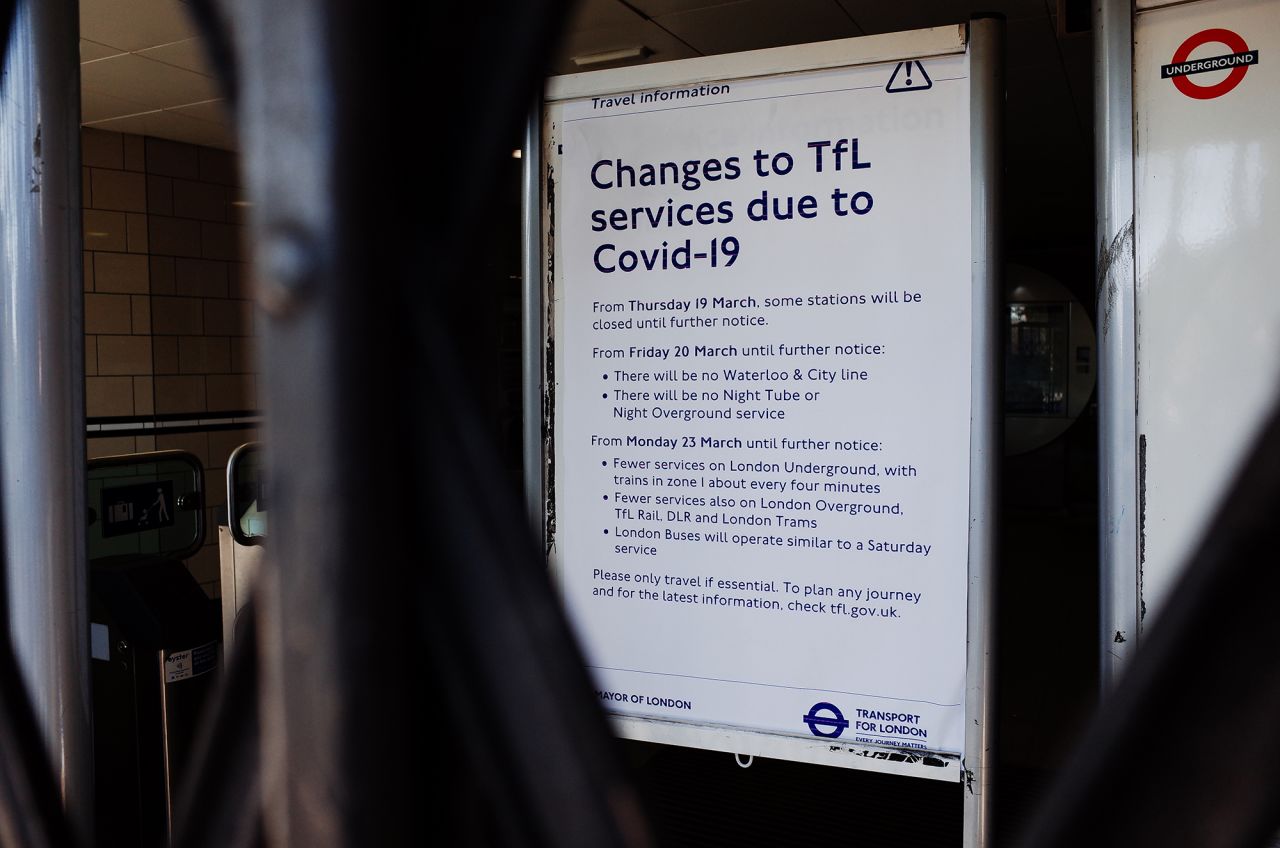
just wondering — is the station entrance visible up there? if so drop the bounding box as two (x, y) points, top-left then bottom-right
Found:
(4, 0), (1275, 844)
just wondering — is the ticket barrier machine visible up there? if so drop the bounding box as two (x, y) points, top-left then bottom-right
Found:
(87, 451), (219, 846)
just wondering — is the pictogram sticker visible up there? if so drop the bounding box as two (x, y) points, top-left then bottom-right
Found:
(1161, 28), (1258, 100)
(885, 61), (932, 93)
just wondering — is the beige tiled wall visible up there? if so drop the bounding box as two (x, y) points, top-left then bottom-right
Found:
(84, 127), (258, 598)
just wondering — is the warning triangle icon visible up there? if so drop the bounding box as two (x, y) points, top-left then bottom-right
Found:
(885, 61), (933, 93)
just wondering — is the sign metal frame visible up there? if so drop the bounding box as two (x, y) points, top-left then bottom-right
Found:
(523, 20), (1002, 846)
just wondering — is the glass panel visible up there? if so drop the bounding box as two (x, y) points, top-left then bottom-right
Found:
(87, 454), (203, 562)
(1006, 302), (1070, 417)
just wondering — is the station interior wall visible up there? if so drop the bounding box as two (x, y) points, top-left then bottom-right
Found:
(80, 127), (257, 597)
(77, 129), (526, 598)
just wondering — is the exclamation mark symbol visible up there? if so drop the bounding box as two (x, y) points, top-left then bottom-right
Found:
(886, 60), (933, 93)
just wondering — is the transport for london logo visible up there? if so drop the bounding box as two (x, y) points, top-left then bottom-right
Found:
(802, 702), (849, 738)
(1161, 28), (1258, 100)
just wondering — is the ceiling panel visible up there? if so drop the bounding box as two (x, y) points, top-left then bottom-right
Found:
(81, 53), (218, 111)
(79, 0), (232, 150)
(135, 37), (214, 75)
(562, 0), (648, 32)
(84, 109), (232, 150)
(841, 0), (1047, 34)
(80, 0), (196, 52)
(550, 18), (700, 75)
(656, 0), (861, 55)
(81, 89), (153, 123)
(169, 99), (232, 124)
(79, 38), (123, 62)
(629, 0), (744, 18)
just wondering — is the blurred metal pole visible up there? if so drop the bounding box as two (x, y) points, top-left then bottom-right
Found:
(1094, 0), (1140, 689)
(223, 0), (355, 842)
(522, 108), (544, 545)
(222, 0), (644, 840)
(963, 15), (1003, 848)
(0, 0), (91, 843)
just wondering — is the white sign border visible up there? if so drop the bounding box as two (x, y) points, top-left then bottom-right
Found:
(525, 22), (1001, 827)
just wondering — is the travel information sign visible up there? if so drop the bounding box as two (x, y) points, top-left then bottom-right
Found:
(537, 24), (998, 783)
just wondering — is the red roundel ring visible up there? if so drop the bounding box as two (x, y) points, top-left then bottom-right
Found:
(1171, 28), (1251, 100)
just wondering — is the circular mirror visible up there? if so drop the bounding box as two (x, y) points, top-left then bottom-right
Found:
(1004, 264), (1096, 456)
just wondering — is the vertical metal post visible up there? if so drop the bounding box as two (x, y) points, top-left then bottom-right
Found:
(521, 107), (544, 545)
(964, 15), (1003, 848)
(0, 0), (92, 842)
(1094, 0), (1139, 690)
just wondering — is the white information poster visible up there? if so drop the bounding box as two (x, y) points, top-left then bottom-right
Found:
(548, 38), (974, 762)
